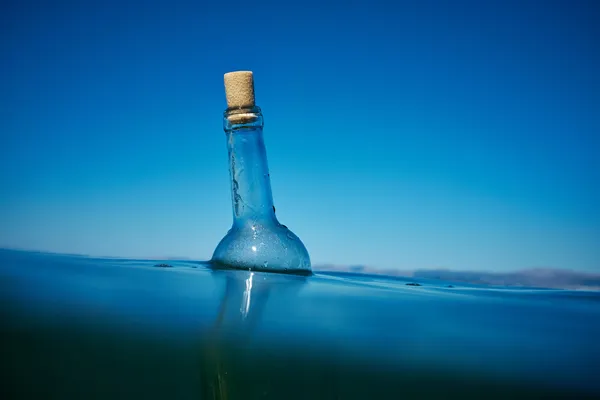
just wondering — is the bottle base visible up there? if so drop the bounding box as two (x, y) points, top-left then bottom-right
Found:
(210, 223), (312, 276)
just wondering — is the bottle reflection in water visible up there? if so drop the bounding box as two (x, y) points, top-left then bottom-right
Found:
(211, 71), (311, 275)
(202, 271), (312, 399)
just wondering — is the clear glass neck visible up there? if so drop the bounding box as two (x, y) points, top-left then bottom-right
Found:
(223, 106), (276, 227)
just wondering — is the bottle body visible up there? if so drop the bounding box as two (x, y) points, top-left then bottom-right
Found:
(211, 107), (311, 275)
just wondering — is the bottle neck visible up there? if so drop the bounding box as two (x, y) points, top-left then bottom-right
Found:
(224, 107), (277, 228)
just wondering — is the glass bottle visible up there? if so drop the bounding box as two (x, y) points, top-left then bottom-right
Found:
(211, 71), (311, 275)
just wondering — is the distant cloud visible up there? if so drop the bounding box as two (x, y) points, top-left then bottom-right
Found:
(314, 265), (600, 290)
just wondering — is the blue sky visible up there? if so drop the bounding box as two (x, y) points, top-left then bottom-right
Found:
(1, 0), (598, 271)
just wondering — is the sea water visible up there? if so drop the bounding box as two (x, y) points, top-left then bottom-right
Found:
(1, 249), (599, 399)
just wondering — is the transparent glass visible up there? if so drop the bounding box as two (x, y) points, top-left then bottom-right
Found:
(211, 107), (311, 275)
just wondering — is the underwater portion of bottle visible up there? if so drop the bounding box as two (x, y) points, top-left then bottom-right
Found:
(211, 71), (311, 275)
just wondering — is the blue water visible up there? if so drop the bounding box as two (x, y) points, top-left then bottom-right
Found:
(2, 249), (599, 399)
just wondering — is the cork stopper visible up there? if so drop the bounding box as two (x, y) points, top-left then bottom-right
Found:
(224, 71), (255, 109)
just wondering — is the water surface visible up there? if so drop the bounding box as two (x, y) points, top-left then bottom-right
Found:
(1, 249), (599, 399)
